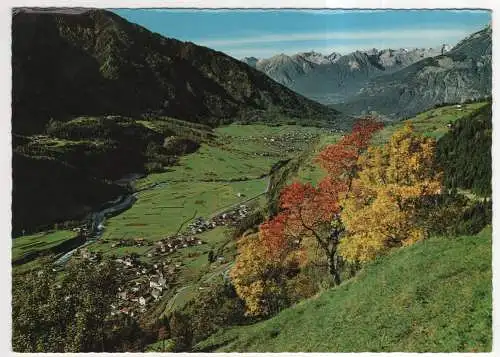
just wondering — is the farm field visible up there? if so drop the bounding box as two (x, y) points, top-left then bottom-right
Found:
(11, 123), (335, 319)
(101, 178), (267, 243)
(103, 124), (334, 244)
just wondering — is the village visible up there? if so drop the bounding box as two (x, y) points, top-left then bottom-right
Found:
(249, 128), (337, 154)
(218, 127), (337, 159)
(49, 119), (316, 318)
(74, 203), (251, 317)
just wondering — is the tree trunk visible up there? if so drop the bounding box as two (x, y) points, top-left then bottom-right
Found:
(328, 252), (341, 286)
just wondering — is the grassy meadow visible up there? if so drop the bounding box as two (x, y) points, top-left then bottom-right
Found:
(196, 226), (492, 352)
(12, 230), (76, 261)
(102, 124), (330, 244)
(371, 102), (487, 144)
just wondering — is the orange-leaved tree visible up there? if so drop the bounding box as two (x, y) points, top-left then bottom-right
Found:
(339, 123), (443, 262)
(316, 116), (384, 185)
(230, 117), (384, 313)
(279, 179), (347, 285)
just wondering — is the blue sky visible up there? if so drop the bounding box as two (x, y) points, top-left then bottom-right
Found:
(112, 9), (491, 58)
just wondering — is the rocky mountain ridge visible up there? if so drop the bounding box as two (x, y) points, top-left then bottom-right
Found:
(334, 25), (491, 119)
(241, 45), (451, 104)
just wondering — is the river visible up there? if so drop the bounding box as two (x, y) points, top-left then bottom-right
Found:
(54, 173), (143, 266)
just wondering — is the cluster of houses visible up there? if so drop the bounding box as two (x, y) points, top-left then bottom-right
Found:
(265, 131), (319, 152)
(74, 246), (183, 317)
(110, 237), (152, 248)
(73, 201), (255, 318)
(103, 207), (251, 316)
(212, 204), (250, 226)
(109, 254), (183, 317)
(151, 235), (204, 256)
(188, 204), (249, 234)
(248, 130), (335, 154)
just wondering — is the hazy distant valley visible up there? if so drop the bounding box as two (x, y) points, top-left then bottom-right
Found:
(242, 44), (451, 104)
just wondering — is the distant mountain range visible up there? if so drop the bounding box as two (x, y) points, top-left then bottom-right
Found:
(241, 26), (491, 120)
(242, 45), (452, 104)
(334, 25), (492, 119)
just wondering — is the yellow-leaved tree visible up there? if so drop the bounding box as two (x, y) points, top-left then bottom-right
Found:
(339, 123), (443, 262)
(229, 214), (306, 317)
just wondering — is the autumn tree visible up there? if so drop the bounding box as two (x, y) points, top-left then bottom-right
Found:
(339, 124), (443, 262)
(231, 117), (383, 313)
(278, 117), (384, 284)
(316, 116), (384, 184)
(279, 180), (346, 284)
(230, 214), (306, 317)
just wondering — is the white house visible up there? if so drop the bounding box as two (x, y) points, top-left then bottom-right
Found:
(151, 288), (162, 300)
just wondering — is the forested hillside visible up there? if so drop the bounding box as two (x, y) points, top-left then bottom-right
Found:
(12, 8), (342, 135)
(437, 103), (491, 196)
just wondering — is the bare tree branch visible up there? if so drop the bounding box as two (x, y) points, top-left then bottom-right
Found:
(298, 205), (329, 252)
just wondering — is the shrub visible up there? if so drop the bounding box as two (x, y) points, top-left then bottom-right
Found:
(416, 193), (492, 237)
(230, 209), (265, 239)
(168, 311), (192, 352)
(184, 279), (247, 344)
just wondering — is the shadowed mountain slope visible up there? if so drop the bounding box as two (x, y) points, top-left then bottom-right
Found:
(12, 8), (343, 135)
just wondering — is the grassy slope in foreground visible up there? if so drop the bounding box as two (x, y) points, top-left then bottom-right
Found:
(196, 227), (492, 352)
